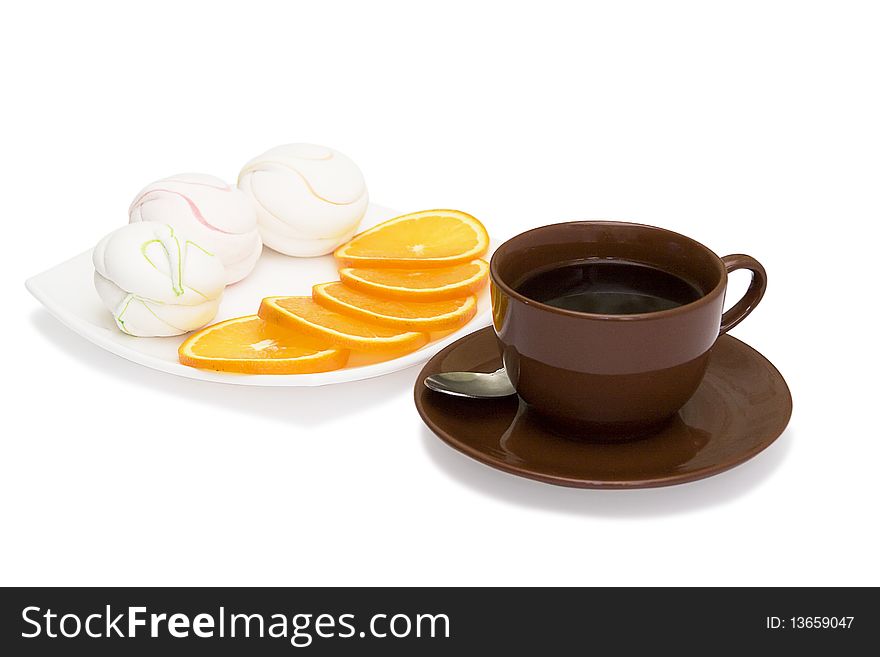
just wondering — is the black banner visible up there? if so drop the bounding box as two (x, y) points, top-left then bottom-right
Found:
(1, 588), (874, 654)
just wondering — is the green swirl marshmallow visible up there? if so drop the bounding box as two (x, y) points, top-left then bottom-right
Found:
(93, 222), (226, 337)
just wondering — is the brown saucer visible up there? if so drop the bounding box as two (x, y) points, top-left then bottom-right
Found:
(414, 327), (792, 489)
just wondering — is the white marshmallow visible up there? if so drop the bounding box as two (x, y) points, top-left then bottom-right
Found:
(129, 173), (261, 284)
(93, 222), (225, 337)
(237, 143), (368, 256)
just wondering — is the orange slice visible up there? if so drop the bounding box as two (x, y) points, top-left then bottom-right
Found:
(259, 296), (429, 355)
(339, 259), (489, 301)
(313, 281), (477, 332)
(178, 316), (348, 374)
(334, 209), (489, 268)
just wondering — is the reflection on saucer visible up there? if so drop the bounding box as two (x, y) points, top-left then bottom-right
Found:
(499, 401), (710, 478)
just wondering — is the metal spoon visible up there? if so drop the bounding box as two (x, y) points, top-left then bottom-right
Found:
(424, 367), (517, 399)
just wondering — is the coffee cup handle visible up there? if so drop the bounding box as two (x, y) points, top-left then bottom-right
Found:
(719, 254), (767, 334)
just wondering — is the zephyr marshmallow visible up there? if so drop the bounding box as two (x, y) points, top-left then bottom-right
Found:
(129, 173), (261, 284)
(93, 222), (226, 337)
(237, 143), (368, 256)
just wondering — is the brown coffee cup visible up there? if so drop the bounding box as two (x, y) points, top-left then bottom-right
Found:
(490, 221), (766, 440)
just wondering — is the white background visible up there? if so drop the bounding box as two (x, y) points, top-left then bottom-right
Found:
(2, 0), (878, 586)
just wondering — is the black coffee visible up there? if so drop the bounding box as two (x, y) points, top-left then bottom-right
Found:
(516, 259), (702, 315)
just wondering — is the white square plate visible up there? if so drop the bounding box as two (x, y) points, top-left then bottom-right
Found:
(26, 204), (493, 386)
